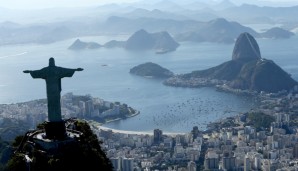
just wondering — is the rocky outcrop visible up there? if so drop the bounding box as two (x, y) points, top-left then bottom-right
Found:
(151, 31), (180, 53)
(130, 62), (174, 78)
(232, 32), (261, 61)
(103, 40), (126, 48)
(125, 29), (179, 53)
(230, 59), (297, 92)
(68, 39), (101, 50)
(8, 119), (113, 171)
(261, 27), (295, 39)
(125, 29), (155, 50)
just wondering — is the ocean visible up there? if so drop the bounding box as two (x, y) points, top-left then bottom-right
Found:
(0, 35), (297, 133)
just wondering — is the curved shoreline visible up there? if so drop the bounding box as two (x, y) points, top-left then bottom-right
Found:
(91, 75), (293, 134)
(103, 110), (140, 124)
(94, 124), (185, 136)
(96, 81), (294, 134)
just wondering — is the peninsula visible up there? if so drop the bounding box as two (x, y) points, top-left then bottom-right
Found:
(164, 32), (298, 94)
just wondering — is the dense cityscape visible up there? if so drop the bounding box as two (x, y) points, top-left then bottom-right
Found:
(91, 87), (298, 171)
(1, 87), (298, 170)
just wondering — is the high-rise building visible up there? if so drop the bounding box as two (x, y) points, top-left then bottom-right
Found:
(293, 143), (298, 158)
(204, 157), (219, 170)
(244, 157), (250, 171)
(110, 158), (121, 171)
(222, 157), (236, 170)
(153, 129), (163, 144)
(254, 156), (261, 170)
(78, 101), (85, 117)
(122, 158), (134, 171)
(110, 157), (134, 171)
(187, 161), (197, 171)
(192, 126), (199, 140)
(85, 100), (94, 117)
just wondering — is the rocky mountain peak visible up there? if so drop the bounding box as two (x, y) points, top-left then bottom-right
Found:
(125, 29), (154, 50)
(232, 32), (261, 61)
(125, 29), (179, 52)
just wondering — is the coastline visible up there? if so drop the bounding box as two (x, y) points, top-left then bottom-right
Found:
(95, 124), (185, 136)
(96, 77), (290, 134)
(164, 76), (265, 100)
(88, 111), (185, 136)
(86, 80), (296, 135)
(93, 83), (262, 134)
(103, 110), (140, 124)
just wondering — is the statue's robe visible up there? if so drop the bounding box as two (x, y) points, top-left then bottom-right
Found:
(29, 66), (76, 122)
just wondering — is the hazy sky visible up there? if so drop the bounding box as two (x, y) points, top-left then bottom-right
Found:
(0, 0), (138, 9)
(1, 0), (298, 9)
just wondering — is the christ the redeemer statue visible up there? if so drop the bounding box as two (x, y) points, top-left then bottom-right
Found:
(23, 57), (83, 122)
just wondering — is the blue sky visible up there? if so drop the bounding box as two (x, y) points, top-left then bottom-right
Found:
(1, 0), (298, 9)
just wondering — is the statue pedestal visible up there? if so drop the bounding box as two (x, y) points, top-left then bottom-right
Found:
(45, 121), (66, 140)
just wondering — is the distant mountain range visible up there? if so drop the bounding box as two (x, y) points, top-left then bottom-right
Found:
(121, 8), (189, 20)
(130, 1), (298, 24)
(0, 15), (295, 46)
(1, 0), (298, 46)
(102, 16), (204, 34)
(0, 21), (93, 45)
(69, 20), (294, 52)
(134, 0), (235, 12)
(164, 32), (298, 93)
(174, 18), (258, 43)
(218, 4), (298, 24)
(103, 17), (294, 44)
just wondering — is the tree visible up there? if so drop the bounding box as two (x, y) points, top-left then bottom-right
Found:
(7, 119), (113, 171)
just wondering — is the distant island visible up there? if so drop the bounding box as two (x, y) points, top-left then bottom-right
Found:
(130, 62), (174, 78)
(260, 27), (295, 39)
(124, 29), (180, 53)
(68, 39), (102, 50)
(164, 32), (298, 93)
(68, 29), (180, 54)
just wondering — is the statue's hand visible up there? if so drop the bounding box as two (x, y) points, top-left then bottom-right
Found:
(76, 68), (83, 71)
(23, 70), (31, 73)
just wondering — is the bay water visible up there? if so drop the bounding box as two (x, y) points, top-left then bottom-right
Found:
(0, 35), (297, 133)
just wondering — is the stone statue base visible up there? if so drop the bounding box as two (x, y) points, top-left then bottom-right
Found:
(45, 121), (66, 140)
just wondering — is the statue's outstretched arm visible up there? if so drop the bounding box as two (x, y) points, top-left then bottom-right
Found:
(23, 70), (31, 73)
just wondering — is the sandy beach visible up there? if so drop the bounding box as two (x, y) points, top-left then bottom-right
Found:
(96, 125), (185, 136)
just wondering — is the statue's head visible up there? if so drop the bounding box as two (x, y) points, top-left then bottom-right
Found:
(49, 57), (55, 67)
